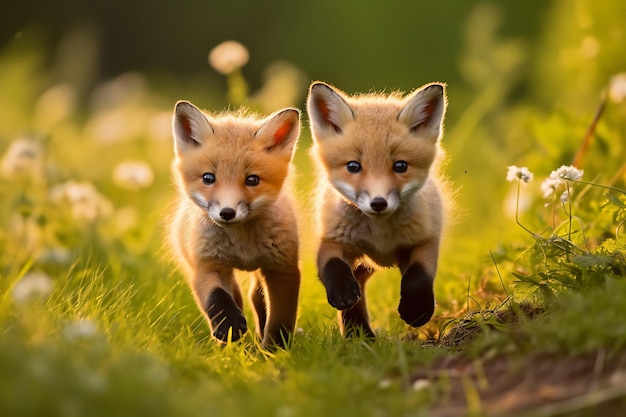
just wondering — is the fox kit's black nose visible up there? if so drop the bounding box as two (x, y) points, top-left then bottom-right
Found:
(219, 207), (236, 221)
(370, 197), (388, 212)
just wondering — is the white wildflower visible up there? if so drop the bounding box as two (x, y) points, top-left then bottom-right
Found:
(412, 379), (431, 391)
(12, 271), (54, 303)
(63, 319), (99, 340)
(560, 191), (571, 204)
(208, 40), (249, 74)
(541, 177), (563, 199)
(113, 160), (154, 190)
(541, 165), (583, 199)
(609, 73), (626, 103)
(50, 181), (113, 222)
(0, 137), (45, 181)
(553, 165), (584, 181)
(506, 165), (534, 183)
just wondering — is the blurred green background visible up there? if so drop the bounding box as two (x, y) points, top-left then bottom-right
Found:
(1, 0), (625, 294)
(1, 3), (626, 415)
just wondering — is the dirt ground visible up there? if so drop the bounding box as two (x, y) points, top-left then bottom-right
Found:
(411, 351), (626, 416)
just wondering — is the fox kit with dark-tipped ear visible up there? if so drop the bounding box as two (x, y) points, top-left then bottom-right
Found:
(307, 81), (448, 337)
(170, 101), (301, 349)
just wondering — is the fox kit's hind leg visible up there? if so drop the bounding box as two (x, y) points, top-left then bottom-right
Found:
(249, 272), (267, 340)
(192, 263), (248, 343)
(339, 264), (375, 338)
(397, 239), (439, 327)
(258, 267), (300, 349)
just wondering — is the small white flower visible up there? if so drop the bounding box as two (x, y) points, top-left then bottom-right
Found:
(12, 271), (54, 303)
(113, 160), (154, 190)
(63, 319), (100, 340)
(0, 137), (45, 181)
(609, 73), (626, 103)
(541, 177), (562, 199)
(412, 379), (431, 391)
(560, 191), (571, 204)
(208, 41), (249, 74)
(506, 165), (534, 183)
(50, 181), (113, 222)
(553, 165), (584, 181)
(541, 165), (584, 199)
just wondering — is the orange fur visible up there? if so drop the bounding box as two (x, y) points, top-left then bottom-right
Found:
(170, 101), (301, 349)
(307, 81), (449, 337)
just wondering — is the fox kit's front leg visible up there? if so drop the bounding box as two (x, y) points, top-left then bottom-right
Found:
(318, 242), (375, 337)
(190, 262), (247, 342)
(397, 238), (439, 327)
(317, 241), (362, 311)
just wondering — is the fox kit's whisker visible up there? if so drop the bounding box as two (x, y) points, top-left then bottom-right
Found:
(170, 101), (302, 350)
(307, 81), (450, 337)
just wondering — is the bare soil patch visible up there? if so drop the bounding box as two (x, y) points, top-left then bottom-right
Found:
(412, 351), (626, 416)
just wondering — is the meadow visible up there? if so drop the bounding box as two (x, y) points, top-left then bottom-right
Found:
(2, 2), (626, 416)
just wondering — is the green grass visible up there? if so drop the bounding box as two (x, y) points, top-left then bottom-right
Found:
(2, 3), (626, 414)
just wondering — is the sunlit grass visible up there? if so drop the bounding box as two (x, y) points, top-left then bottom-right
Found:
(2, 3), (626, 414)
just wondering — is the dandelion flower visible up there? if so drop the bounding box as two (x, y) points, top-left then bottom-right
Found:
(113, 160), (154, 190)
(12, 271), (54, 303)
(50, 180), (113, 222)
(609, 73), (626, 103)
(208, 40), (249, 74)
(0, 137), (45, 181)
(506, 165), (534, 183)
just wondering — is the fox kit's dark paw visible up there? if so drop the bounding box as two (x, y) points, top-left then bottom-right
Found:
(397, 263), (435, 327)
(206, 288), (248, 342)
(322, 258), (361, 310)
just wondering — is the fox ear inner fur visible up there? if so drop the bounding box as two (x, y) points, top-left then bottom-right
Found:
(397, 83), (447, 140)
(173, 101), (214, 152)
(307, 82), (355, 137)
(255, 108), (301, 154)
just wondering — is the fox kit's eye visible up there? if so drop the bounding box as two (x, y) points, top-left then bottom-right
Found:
(346, 161), (362, 173)
(245, 175), (260, 186)
(202, 173), (216, 184)
(393, 160), (408, 173)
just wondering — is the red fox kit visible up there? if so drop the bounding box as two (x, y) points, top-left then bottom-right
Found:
(307, 81), (447, 337)
(170, 101), (301, 349)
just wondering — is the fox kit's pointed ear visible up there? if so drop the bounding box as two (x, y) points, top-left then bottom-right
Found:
(172, 100), (214, 153)
(255, 108), (300, 157)
(398, 83), (447, 140)
(307, 82), (354, 138)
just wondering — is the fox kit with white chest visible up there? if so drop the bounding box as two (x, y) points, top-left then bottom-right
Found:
(307, 81), (448, 337)
(170, 101), (301, 349)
